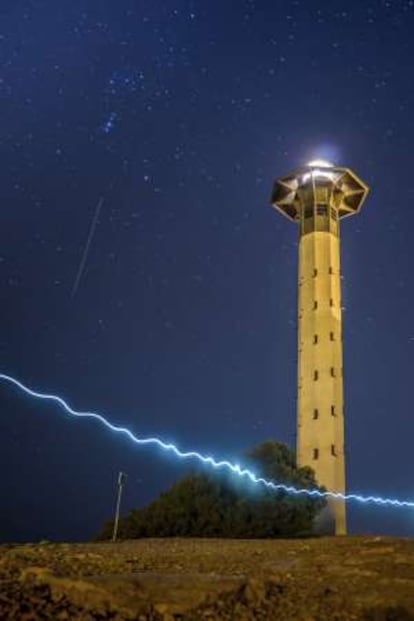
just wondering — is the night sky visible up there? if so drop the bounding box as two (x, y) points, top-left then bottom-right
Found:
(1, 0), (414, 542)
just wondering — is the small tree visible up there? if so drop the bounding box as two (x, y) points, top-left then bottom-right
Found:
(97, 441), (325, 539)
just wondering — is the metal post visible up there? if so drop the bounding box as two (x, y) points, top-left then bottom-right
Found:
(112, 471), (127, 542)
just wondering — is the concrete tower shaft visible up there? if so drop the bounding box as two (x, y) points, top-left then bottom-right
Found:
(271, 164), (369, 535)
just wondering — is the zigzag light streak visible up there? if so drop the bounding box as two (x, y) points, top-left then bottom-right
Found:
(1, 372), (413, 510)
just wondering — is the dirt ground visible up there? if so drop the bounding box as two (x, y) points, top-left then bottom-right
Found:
(1, 536), (414, 620)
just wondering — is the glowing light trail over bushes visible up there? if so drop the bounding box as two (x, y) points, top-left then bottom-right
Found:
(1, 373), (413, 510)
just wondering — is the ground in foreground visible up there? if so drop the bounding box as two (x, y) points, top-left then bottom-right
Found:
(1, 536), (414, 620)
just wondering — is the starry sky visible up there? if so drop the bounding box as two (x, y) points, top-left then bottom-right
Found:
(1, 0), (414, 542)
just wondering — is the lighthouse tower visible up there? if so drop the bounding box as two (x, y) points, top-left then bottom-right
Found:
(271, 161), (369, 535)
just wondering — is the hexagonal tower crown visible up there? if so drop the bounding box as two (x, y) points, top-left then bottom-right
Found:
(271, 163), (369, 228)
(270, 161), (369, 535)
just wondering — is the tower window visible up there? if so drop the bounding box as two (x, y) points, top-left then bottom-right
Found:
(330, 367), (335, 377)
(313, 268), (318, 277)
(329, 267), (333, 274)
(313, 408), (319, 420)
(316, 205), (327, 216)
(329, 298), (334, 307)
(313, 300), (318, 310)
(313, 334), (318, 344)
(331, 445), (337, 456)
(314, 370), (319, 381)
(313, 448), (319, 460)
(330, 331), (335, 341)
(331, 405), (336, 416)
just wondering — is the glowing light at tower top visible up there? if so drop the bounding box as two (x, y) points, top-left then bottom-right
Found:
(303, 159), (336, 181)
(307, 158), (334, 168)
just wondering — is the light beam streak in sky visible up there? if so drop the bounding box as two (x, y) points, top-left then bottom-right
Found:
(71, 197), (104, 298)
(1, 372), (413, 510)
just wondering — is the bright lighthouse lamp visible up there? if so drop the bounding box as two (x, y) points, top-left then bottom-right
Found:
(307, 158), (334, 168)
(303, 159), (336, 182)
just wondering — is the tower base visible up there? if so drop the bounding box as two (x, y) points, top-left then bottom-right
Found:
(314, 500), (347, 536)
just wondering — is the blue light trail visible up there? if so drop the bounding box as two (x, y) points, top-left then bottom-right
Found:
(1, 372), (413, 510)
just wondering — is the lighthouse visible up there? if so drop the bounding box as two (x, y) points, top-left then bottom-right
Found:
(271, 160), (369, 534)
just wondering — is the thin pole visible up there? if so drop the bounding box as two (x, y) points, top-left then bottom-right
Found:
(112, 472), (126, 542)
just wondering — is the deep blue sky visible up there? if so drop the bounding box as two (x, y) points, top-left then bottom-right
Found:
(1, 0), (414, 541)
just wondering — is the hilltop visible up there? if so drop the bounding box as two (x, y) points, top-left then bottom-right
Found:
(1, 536), (413, 620)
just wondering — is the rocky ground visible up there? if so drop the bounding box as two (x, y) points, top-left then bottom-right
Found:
(0, 536), (413, 620)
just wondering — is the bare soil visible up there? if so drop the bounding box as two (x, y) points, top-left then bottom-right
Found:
(1, 536), (414, 620)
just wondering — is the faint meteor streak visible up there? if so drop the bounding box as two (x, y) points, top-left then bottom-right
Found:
(0, 372), (413, 510)
(71, 197), (104, 298)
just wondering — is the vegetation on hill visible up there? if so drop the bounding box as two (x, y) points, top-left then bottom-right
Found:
(98, 441), (325, 539)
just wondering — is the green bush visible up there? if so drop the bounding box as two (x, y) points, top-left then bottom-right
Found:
(97, 441), (325, 539)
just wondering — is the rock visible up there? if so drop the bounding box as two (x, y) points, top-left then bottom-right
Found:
(242, 579), (266, 604)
